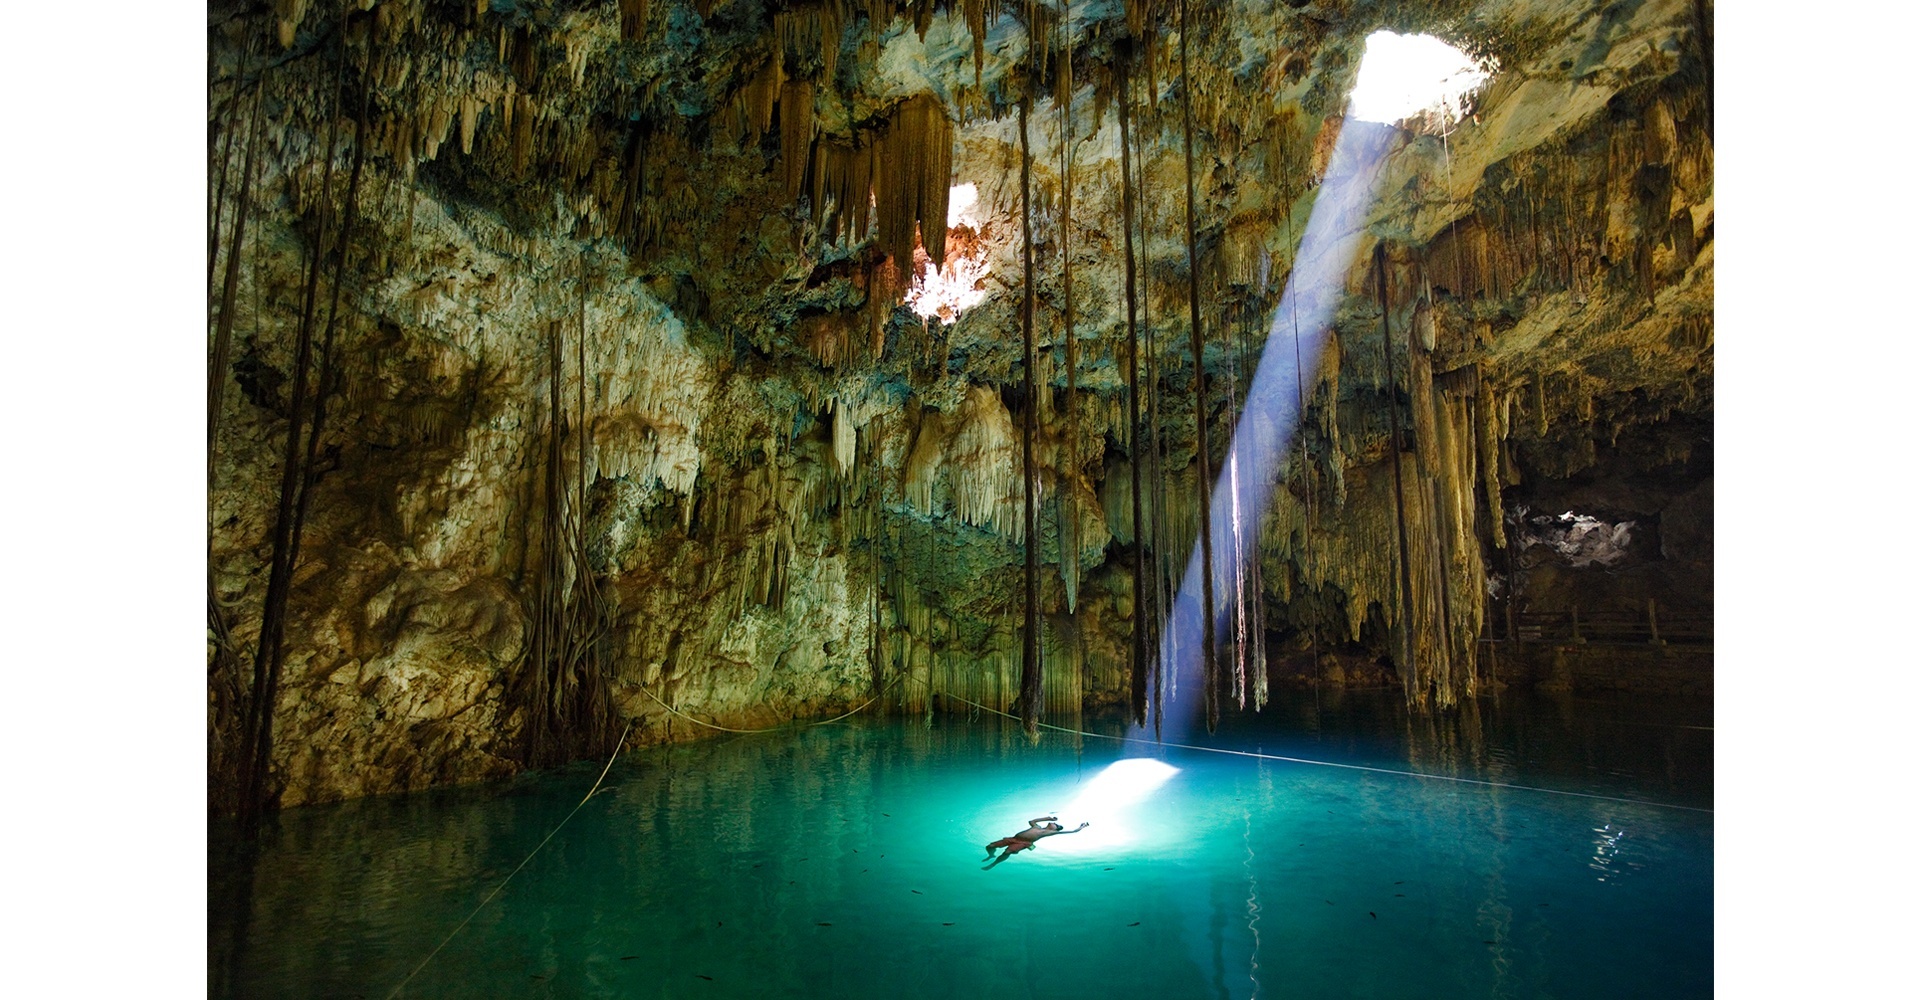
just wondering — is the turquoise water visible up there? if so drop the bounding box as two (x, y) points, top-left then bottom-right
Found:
(210, 690), (1712, 999)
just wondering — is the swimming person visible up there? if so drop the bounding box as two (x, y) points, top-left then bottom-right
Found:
(981, 815), (1089, 868)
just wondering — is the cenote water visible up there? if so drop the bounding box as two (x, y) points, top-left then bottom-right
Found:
(209, 689), (1712, 999)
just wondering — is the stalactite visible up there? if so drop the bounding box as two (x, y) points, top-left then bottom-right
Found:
(1431, 384), (1484, 703)
(1058, 8), (1079, 616)
(962, 0), (987, 86)
(1321, 326), (1346, 507)
(751, 80), (952, 298)
(1477, 375), (1507, 549)
(779, 79), (815, 202)
(1018, 97), (1043, 738)
(1177, 0), (1219, 733)
(1118, 55), (1149, 728)
(511, 92), (535, 176)
(619, 0), (649, 42)
(273, 0), (310, 49)
(731, 57), (784, 147)
(1535, 370), (1549, 437)
(832, 397), (857, 477)
(1409, 312), (1440, 479)
(458, 94), (479, 154)
(616, 118), (651, 252)
(776, 6), (845, 86)
(1376, 243), (1419, 705)
(873, 93), (953, 276)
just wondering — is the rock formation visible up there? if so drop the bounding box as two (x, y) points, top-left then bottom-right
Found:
(207, 0), (1712, 810)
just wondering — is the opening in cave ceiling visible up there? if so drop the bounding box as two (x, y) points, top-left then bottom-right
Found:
(905, 182), (991, 324)
(1347, 30), (1493, 128)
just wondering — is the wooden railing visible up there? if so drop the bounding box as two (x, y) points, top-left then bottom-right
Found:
(1489, 602), (1711, 646)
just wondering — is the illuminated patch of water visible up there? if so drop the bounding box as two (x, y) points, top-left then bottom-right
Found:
(210, 690), (1711, 999)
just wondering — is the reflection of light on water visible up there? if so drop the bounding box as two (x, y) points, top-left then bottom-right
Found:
(969, 758), (1183, 864)
(1050, 758), (1182, 853)
(1589, 823), (1626, 882)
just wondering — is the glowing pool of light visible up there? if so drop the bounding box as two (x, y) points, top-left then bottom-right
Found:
(212, 699), (1713, 1000)
(1046, 758), (1182, 854)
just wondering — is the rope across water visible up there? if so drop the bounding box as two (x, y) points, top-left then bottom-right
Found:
(385, 672), (1703, 993)
(637, 674), (901, 734)
(909, 678), (1713, 815)
(385, 678), (901, 995)
(386, 721), (633, 999)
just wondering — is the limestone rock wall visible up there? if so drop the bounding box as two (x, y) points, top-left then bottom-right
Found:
(208, 0), (1712, 808)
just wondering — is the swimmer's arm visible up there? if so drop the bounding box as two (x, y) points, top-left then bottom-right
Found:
(1027, 815), (1058, 826)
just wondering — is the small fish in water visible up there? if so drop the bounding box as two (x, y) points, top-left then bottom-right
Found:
(1369, 912), (1377, 919)
(1483, 940), (1496, 945)
(1394, 881), (1404, 885)
(861, 869), (868, 873)
(942, 922), (955, 926)
(620, 956), (640, 961)
(1538, 903), (1550, 908)
(716, 921), (723, 927)
(1104, 867), (1115, 871)
(883, 813), (891, 817)
(816, 921), (833, 926)
(696, 974), (713, 981)
(752, 863), (762, 868)
(1127, 921), (1141, 927)
(911, 889), (922, 894)
(531, 974), (546, 980)
(1325, 900), (1334, 905)
(1394, 893), (1405, 897)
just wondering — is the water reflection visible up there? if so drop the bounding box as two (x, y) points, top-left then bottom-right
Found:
(210, 690), (1711, 1000)
(1589, 823), (1628, 882)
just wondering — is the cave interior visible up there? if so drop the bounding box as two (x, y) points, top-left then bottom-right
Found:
(203, 0), (1715, 993)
